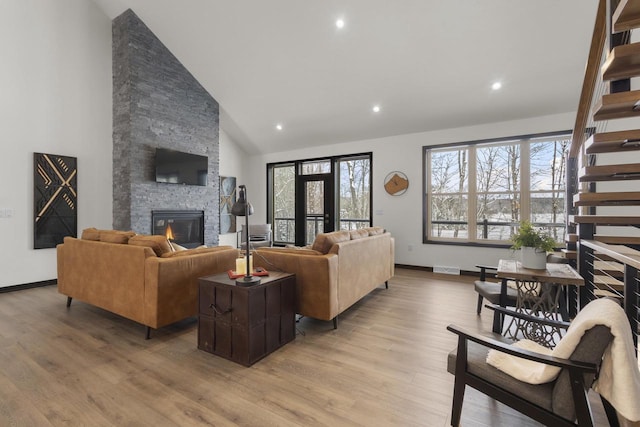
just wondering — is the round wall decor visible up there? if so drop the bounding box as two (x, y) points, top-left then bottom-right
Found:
(384, 171), (409, 196)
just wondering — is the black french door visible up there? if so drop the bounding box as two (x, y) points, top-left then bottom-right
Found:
(295, 175), (334, 246)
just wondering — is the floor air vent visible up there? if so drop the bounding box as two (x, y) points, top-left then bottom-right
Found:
(433, 265), (461, 275)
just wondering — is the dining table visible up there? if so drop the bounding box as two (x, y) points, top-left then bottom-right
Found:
(495, 258), (585, 347)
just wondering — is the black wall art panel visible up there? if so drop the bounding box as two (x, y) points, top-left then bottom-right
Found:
(34, 153), (77, 249)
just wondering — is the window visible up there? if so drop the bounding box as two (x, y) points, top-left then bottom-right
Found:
(272, 164), (295, 243)
(338, 156), (371, 230)
(424, 132), (569, 245)
(267, 153), (372, 246)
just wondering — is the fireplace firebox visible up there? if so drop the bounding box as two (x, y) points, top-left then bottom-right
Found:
(152, 210), (204, 249)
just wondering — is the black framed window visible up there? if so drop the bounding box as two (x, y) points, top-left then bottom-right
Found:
(423, 131), (570, 246)
(267, 153), (372, 246)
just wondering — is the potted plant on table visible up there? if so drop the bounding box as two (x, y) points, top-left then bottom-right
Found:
(510, 221), (557, 270)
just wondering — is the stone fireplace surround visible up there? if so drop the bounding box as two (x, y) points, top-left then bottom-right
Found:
(111, 10), (220, 246)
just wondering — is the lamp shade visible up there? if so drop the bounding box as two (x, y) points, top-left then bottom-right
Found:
(231, 185), (254, 216)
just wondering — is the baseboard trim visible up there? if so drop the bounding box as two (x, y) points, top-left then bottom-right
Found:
(395, 264), (433, 272)
(394, 264), (479, 277)
(0, 279), (57, 294)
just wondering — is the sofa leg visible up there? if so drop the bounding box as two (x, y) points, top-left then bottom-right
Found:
(145, 326), (151, 340)
(333, 317), (338, 329)
(385, 281), (389, 289)
(66, 297), (72, 308)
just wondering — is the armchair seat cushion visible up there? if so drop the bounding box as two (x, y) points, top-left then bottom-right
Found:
(447, 336), (555, 414)
(474, 280), (518, 304)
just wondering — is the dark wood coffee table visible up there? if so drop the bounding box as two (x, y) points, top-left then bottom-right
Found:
(197, 271), (295, 366)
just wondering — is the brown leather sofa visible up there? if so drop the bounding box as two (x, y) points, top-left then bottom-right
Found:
(253, 227), (394, 328)
(57, 229), (238, 338)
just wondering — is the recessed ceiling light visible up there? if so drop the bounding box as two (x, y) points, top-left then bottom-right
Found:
(275, 123), (283, 131)
(372, 105), (381, 113)
(336, 18), (345, 29)
(491, 81), (502, 90)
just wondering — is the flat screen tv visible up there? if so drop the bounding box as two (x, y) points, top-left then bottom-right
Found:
(155, 148), (208, 186)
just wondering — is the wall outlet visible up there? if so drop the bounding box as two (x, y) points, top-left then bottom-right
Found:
(407, 244), (413, 252)
(0, 208), (14, 218)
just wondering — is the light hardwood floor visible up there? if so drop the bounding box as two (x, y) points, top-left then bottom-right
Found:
(0, 268), (612, 426)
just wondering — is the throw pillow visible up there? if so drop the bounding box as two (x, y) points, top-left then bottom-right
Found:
(365, 226), (385, 236)
(350, 229), (369, 240)
(128, 235), (173, 256)
(257, 247), (323, 256)
(99, 230), (135, 244)
(311, 230), (351, 254)
(81, 228), (100, 241)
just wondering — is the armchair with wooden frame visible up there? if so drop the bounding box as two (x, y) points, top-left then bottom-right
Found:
(447, 304), (619, 427)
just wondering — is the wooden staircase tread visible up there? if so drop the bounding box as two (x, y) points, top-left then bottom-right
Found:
(585, 131), (640, 153)
(613, 0), (640, 32)
(573, 191), (640, 206)
(585, 130), (640, 154)
(579, 163), (640, 181)
(593, 260), (625, 275)
(594, 274), (624, 289)
(570, 215), (640, 225)
(594, 235), (640, 245)
(565, 233), (578, 243)
(602, 41), (640, 81)
(593, 90), (640, 121)
(560, 248), (577, 259)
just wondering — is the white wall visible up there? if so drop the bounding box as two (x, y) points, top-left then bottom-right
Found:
(0, 0), (113, 287)
(245, 112), (577, 272)
(218, 129), (246, 248)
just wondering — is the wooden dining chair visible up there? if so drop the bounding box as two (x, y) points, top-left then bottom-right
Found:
(474, 264), (518, 314)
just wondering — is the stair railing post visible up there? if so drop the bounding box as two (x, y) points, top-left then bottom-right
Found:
(623, 264), (639, 348)
(578, 223), (595, 310)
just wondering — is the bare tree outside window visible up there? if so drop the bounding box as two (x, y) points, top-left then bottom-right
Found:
(273, 165), (295, 242)
(430, 149), (468, 238)
(339, 157), (370, 230)
(425, 133), (569, 244)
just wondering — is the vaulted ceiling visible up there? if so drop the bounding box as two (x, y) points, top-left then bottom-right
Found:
(91, 0), (599, 154)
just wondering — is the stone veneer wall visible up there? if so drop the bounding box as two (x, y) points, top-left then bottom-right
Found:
(112, 9), (220, 245)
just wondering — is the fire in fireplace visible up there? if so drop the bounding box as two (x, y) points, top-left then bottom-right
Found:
(152, 210), (204, 249)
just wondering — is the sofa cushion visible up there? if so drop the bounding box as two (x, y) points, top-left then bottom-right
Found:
(99, 230), (136, 244)
(81, 227), (101, 241)
(365, 226), (385, 236)
(257, 247), (323, 256)
(311, 230), (351, 254)
(350, 229), (369, 240)
(81, 228), (135, 244)
(128, 235), (172, 256)
(160, 246), (233, 258)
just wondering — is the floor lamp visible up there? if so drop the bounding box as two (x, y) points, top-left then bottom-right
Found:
(231, 185), (261, 286)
